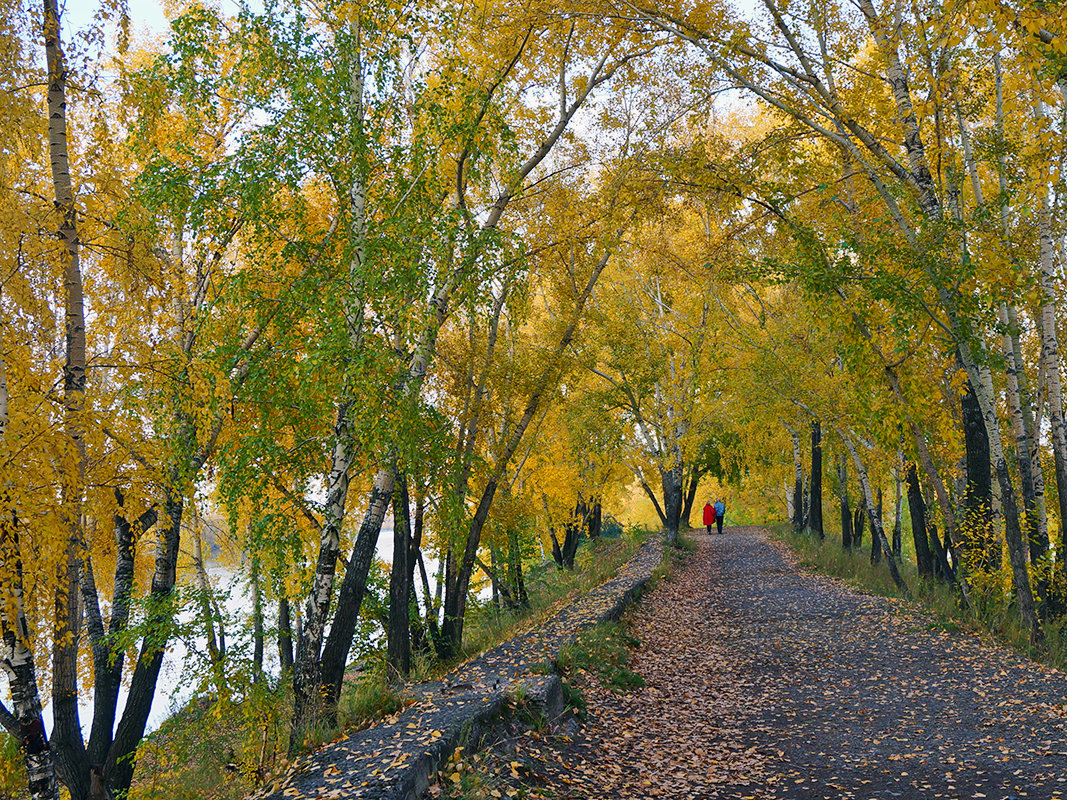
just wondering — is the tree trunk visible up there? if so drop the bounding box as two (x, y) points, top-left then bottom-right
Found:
(839, 457), (853, 549)
(929, 519), (953, 580)
(44, 0), (88, 791)
(965, 352), (1042, 644)
(415, 549), (442, 654)
(789, 425), (804, 532)
(562, 498), (586, 569)
(840, 302), (968, 595)
(1007, 304), (1049, 559)
(808, 421), (823, 539)
(681, 468), (700, 529)
(840, 432), (909, 594)
(853, 505), (865, 548)
(635, 470), (668, 528)
(870, 488), (883, 565)
(507, 527), (529, 608)
(290, 12), (372, 749)
(387, 472), (412, 679)
(290, 401), (358, 751)
(278, 596), (294, 675)
(84, 496), (155, 767)
(106, 490), (185, 794)
(1000, 302), (1049, 609)
(961, 374), (995, 569)
(660, 460), (684, 545)
(193, 517), (224, 691)
(549, 527), (564, 568)
(892, 467), (903, 562)
(407, 487), (433, 650)
(906, 463), (934, 579)
(251, 554), (264, 684)
(1036, 186), (1067, 591)
(317, 466), (395, 722)
(0, 498), (58, 800)
(588, 498), (602, 540)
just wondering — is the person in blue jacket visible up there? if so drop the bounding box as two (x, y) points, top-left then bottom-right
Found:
(714, 499), (726, 534)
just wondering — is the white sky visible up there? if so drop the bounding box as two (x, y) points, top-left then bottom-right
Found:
(62, 0), (171, 38)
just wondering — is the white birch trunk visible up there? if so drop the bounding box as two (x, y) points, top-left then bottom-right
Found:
(1035, 177), (1067, 562)
(290, 15), (368, 748)
(999, 303), (1049, 563)
(0, 351), (58, 800)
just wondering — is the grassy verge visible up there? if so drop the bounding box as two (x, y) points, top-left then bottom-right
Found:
(433, 621), (648, 800)
(768, 520), (1067, 672)
(647, 530), (695, 589)
(458, 530), (648, 662)
(557, 621), (646, 693)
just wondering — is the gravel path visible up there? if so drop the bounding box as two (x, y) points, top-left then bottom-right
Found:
(518, 527), (1067, 799)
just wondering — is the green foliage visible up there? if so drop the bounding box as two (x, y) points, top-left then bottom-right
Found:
(557, 622), (646, 693)
(460, 532), (645, 661)
(560, 679), (587, 717)
(507, 687), (549, 733)
(130, 677), (291, 800)
(337, 669), (407, 731)
(600, 514), (625, 538)
(0, 731), (24, 800)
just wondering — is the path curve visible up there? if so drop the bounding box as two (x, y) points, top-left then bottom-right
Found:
(524, 527), (1067, 799)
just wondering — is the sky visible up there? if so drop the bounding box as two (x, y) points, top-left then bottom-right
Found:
(62, 0), (171, 39)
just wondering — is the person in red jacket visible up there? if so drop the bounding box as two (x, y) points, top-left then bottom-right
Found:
(702, 500), (714, 535)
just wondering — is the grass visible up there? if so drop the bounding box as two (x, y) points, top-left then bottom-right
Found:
(647, 530), (696, 590)
(131, 676), (293, 800)
(768, 520), (1067, 673)
(557, 621), (646, 692)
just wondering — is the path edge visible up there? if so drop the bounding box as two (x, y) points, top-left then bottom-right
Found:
(253, 534), (664, 800)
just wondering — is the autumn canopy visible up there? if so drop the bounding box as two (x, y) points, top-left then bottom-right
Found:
(1, 0), (1065, 796)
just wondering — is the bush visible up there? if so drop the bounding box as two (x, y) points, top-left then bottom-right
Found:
(601, 515), (625, 538)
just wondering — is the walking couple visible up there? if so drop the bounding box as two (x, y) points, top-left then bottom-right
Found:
(703, 499), (726, 535)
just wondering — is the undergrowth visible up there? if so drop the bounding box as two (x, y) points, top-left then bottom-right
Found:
(648, 531), (695, 589)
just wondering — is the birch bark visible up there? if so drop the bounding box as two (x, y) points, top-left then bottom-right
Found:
(43, 0), (88, 790)
(1033, 96), (1067, 574)
(0, 344), (58, 800)
(290, 12), (368, 748)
